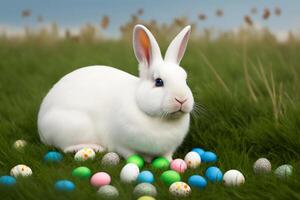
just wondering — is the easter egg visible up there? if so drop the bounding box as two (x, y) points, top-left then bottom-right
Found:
(127, 154), (144, 169)
(151, 157), (169, 170)
(72, 166), (92, 180)
(137, 170), (154, 183)
(101, 152), (120, 166)
(0, 176), (16, 186)
(10, 164), (32, 177)
(192, 147), (205, 157)
(205, 166), (223, 183)
(90, 172), (111, 187)
(170, 159), (187, 173)
(97, 185), (119, 199)
(169, 181), (191, 197)
(201, 151), (217, 163)
(13, 140), (27, 150)
(160, 170), (181, 186)
(184, 152), (201, 168)
(133, 183), (157, 197)
(223, 170), (245, 186)
(120, 163), (140, 183)
(55, 180), (75, 191)
(74, 147), (95, 161)
(253, 158), (271, 174)
(274, 164), (293, 178)
(44, 151), (63, 162)
(188, 175), (207, 189)
(137, 196), (156, 200)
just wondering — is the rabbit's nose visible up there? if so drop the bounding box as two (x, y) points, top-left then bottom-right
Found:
(175, 97), (188, 105)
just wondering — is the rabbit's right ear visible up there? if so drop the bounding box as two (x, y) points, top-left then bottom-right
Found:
(133, 25), (163, 76)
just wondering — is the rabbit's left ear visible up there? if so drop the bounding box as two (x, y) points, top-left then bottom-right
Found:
(164, 25), (191, 65)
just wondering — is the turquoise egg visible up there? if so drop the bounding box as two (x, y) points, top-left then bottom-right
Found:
(55, 180), (75, 191)
(205, 166), (223, 183)
(0, 176), (16, 186)
(137, 170), (154, 183)
(44, 151), (63, 162)
(201, 151), (217, 163)
(188, 175), (207, 189)
(192, 148), (205, 157)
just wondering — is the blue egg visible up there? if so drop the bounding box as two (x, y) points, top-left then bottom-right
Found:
(192, 148), (205, 157)
(188, 175), (207, 189)
(55, 180), (75, 191)
(205, 166), (223, 183)
(137, 170), (154, 183)
(0, 176), (16, 186)
(44, 151), (63, 162)
(201, 151), (217, 163)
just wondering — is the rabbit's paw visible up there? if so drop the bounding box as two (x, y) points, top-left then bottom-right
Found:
(64, 144), (105, 153)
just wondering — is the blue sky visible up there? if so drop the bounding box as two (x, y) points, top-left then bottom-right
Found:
(0, 0), (299, 37)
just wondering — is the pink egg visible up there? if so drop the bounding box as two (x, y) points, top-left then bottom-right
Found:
(90, 172), (111, 187)
(170, 159), (187, 173)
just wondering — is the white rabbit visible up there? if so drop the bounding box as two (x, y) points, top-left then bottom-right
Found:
(38, 24), (194, 161)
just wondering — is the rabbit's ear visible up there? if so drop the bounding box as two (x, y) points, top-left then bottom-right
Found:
(133, 25), (163, 68)
(164, 25), (191, 65)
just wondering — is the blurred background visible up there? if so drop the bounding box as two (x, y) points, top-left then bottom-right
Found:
(0, 0), (299, 43)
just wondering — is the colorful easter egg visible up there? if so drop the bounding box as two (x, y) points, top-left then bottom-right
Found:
(253, 158), (271, 174)
(169, 181), (191, 197)
(160, 170), (181, 186)
(10, 164), (32, 177)
(72, 166), (92, 180)
(127, 154), (144, 169)
(44, 151), (63, 162)
(275, 164), (293, 178)
(170, 159), (187, 173)
(151, 157), (169, 170)
(133, 183), (157, 197)
(188, 175), (207, 189)
(101, 152), (120, 166)
(74, 147), (95, 161)
(90, 172), (111, 187)
(55, 180), (75, 191)
(13, 140), (27, 150)
(97, 185), (119, 199)
(184, 152), (201, 168)
(137, 170), (154, 183)
(201, 151), (217, 163)
(192, 148), (205, 157)
(120, 163), (140, 183)
(137, 196), (156, 200)
(223, 170), (245, 186)
(0, 176), (16, 186)
(205, 166), (223, 183)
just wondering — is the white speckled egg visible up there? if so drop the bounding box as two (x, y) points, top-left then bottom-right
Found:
(253, 158), (271, 174)
(184, 152), (201, 169)
(120, 163), (140, 183)
(13, 140), (27, 150)
(74, 147), (95, 161)
(169, 181), (191, 197)
(97, 185), (119, 199)
(10, 164), (32, 177)
(101, 152), (120, 166)
(223, 170), (245, 186)
(133, 183), (157, 197)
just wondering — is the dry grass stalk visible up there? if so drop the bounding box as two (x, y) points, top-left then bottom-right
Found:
(243, 48), (258, 102)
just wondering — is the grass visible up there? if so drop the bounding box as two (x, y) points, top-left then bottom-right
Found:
(0, 38), (300, 200)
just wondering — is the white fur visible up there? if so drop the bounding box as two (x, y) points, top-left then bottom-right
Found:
(38, 24), (194, 161)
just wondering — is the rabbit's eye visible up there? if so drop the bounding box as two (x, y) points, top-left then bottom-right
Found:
(155, 78), (164, 87)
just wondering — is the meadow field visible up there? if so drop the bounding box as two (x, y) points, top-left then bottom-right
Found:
(0, 36), (300, 200)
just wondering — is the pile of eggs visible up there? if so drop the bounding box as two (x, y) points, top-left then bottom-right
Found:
(0, 139), (294, 199)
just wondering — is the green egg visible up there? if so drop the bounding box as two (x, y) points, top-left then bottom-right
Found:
(127, 154), (144, 169)
(160, 170), (181, 186)
(72, 166), (92, 179)
(151, 157), (170, 170)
